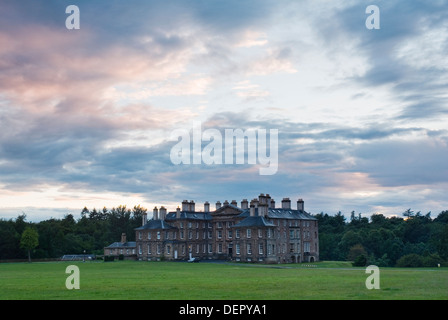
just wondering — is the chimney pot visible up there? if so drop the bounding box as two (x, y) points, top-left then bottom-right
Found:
(297, 198), (304, 211)
(282, 198), (291, 209)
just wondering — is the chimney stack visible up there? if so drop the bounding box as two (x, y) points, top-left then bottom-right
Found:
(250, 198), (259, 216)
(142, 211), (147, 226)
(176, 206), (181, 218)
(250, 203), (255, 216)
(231, 200), (238, 207)
(121, 233), (126, 243)
(182, 200), (189, 212)
(297, 199), (304, 211)
(241, 199), (248, 210)
(159, 206), (167, 220)
(258, 194), (268, 216)
(153, 206), (159, 220)
(204, 201), (210, 212)
(189, 200), (195, 212)
(216, 201), (221, 210)
(270, 198), (276, 209)
(282, 198), (291, 209)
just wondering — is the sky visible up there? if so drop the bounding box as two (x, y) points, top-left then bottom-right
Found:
(0, 0), (447, 222)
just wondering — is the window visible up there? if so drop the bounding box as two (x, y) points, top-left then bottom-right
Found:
(217, 222), (222, 228)
(228, 229), (233, 238)
(147, 232), (151, 240)
(188, 230), (192, 239)
(247, 243), (252, 255)
(267, 229), (272, 238)
(304, 242), (310, 253)
(148, 244), (151, 255)
(180, 230), (184, 239)
(259, 243), (263, 255)
(157, 231), (161, 240)
(138, 232), (142, 240)
(157, 244), (161, 254)
(208, 244), (213, 253)
(217, 230), (222, 239)
(247, 229), (251, 238)
(290, 230), (294, 239)
(218, 243), (222, 253)
(258, 229), (262, 238)
(235, 243), (240, 255)
(236, 229), (240, 238)
(196, 244), (199, 253)
(167, 245), (171, 255)
(180, 222), (184, 229)
(138, 245), (142, 255)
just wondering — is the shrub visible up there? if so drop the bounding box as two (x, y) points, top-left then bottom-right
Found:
(352, 254), (367, 267)
(104, 255), (115, 262)
(396, 254), (424, 267)
(118, 254), (124, 261)
(422, 253), (442, 267)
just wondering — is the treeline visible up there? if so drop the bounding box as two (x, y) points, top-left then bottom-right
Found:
(316, 209), (448, 267)
(0, 205), (147, 260)
(1, 206), (448, 267)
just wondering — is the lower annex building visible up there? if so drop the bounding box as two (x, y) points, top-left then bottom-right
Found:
(105, 193), (319, 263)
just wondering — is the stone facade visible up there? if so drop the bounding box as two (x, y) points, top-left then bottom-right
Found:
(134, 193), (319, 263)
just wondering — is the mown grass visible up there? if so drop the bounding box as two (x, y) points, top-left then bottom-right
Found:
(0, 260), (446, 300)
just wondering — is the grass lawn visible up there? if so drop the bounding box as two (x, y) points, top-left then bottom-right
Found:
(0, 260), (447, 300)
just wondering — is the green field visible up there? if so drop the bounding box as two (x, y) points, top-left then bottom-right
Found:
(0, 260), (447, 300)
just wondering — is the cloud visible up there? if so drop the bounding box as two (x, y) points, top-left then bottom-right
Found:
(0, 1), (447, 220)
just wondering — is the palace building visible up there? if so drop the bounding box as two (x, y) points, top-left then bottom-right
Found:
(129, 193), (319, 263)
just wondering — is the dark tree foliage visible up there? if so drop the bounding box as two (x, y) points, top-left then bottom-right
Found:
(0, 205), (147, 259)
(315, 210), (448, 266)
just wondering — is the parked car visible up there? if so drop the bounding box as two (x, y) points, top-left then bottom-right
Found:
(188, 257), (200, 263)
